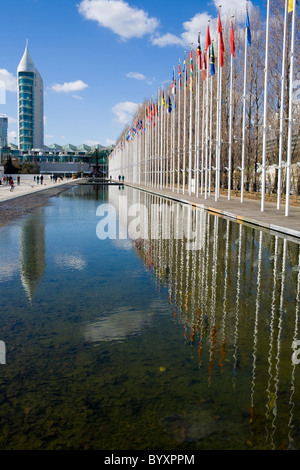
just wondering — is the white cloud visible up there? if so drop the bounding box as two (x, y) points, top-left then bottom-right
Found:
(212, 0), (254, 18)
(112, 101), (140, 125)
(0, 69), (17, 93)
(105, 138), (116, 146)
(151, 32), (185, 48)
(8, 130), (17, 142)
(7, 116), (18, 124)
(126, 72), (146, 81)
(78, 0), (159, 40)
(126, 71), (153, 85)
(50, 80), (88, 93)
(72, 94), (83, 100)
(45, 134), (55, 139)
(151, 12), (212, 48)
(83, 139), (102, 146)
(151, 2), (255, 49)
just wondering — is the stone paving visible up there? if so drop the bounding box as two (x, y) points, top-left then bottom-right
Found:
(124, 182), (300, 241)
(0, 177), (74, 203)
(1, 177), (299, 240)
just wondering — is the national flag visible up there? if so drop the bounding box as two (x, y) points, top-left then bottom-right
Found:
(289, 0), (298, 12)
(246, 5), (251, 46)
(230, 20), (235, 57)
(190, 49), (193, 91)
(163, 92), (167, 109)
(218, 10), (224, 67)
(206, 23), (211, 51)
(197, 33), (202, 72)
(203, 52), (207, 81)
(168, 95), (172, 113)
(183, 58), (188, 91)
(210, 41), (215, 76)
(172, 67), (176, 96)
(178, 62), (182, 90)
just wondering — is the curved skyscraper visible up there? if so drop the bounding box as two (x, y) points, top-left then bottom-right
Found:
(17, 41), (44, 152)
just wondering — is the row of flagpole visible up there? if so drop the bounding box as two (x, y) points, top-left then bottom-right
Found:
(110, 0), (298, 217)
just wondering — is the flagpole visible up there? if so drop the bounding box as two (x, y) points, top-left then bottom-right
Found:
(183, 51), (187, 195)
(277, 0), (288, 210)
(188, 44), (193, 196)
(196, 33), (201, 198)
(201, 55), (205, 196)
(173, 66), (176, 192)
(216, 5), (223, 201)
(209, 49), (213, 198)
(285, 0), (296, 217)
(205, 21), (211, 200)
(215, 14), (221, 201)
(228, 17), (235, 201)
(261, 0), (270, 212)
(241, 2), (249, 203)
(159, 87), (163, 189)
(177, 60), (181, 194)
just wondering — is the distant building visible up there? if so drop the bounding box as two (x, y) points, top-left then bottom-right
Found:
(17, 41), (44, 152)
(0, 114), (8, 148)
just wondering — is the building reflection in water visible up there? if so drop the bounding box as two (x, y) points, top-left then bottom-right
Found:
(20, 212), (46, 303)
(121, 188), (300, 450)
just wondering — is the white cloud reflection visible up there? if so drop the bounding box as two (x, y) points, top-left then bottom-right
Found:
(84, 307), (153, 343)
(55, 254), (87, 271)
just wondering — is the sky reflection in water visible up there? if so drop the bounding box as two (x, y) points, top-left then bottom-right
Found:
(0, 184), (299, 450)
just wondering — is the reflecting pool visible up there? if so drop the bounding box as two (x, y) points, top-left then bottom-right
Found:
(0, 184), (299, 450)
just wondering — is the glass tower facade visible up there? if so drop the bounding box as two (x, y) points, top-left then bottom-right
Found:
(0, 115), (8, 148)
(17, 44), (44, 153)
(18, 72), (34, 152)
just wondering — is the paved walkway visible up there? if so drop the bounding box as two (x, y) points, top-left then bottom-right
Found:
(124, 182), (300, 240)
(0, 178), (77, 203)
(1, 177), (299, 240)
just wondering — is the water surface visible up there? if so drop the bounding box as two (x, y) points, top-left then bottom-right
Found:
(0, 184), (299, 450)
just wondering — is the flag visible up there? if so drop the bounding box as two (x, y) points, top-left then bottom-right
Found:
(210, 42), (215, 76)
(203, 52), (207, 81)
(197, 33), (202, 71)
(183, 58), (188, 91)
(206, 23), (211, 51)
(246, 5), (251, 46)
(178, 62), (182, 90)
(230, 20), (235, 57)
(163, 92), (167, 109)
(172, 67), (176, 96)
(218, 10), (224, 67)
(168, 95), (172, 113)
(289, 0), (298, 12)
(190, 49), (193, 91)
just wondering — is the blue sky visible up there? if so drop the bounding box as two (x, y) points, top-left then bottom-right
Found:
(0, 0), (265, 148)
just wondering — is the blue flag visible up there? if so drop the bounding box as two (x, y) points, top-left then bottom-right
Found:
(246, 6), (251, 46)
(168, 95), (172, 113)
(210, 42), (215, 76)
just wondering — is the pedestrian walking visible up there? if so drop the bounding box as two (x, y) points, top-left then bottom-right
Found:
(9, 178), (14, 192)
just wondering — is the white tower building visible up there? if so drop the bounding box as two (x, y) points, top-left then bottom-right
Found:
(17, 41), (44, 152)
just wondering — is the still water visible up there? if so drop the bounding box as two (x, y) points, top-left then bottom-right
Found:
(0, 184), (299, 450)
